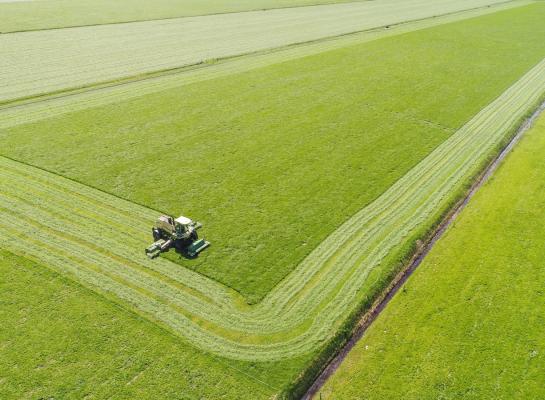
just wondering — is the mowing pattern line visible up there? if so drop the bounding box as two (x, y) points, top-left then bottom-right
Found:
(0, 0), (515, 104)
(1, 58), (545, 361)
(0, 1), (528, 130)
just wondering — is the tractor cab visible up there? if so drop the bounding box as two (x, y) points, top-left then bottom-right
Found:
(174, 216), (193, 237)
(146, 214), (210, 259)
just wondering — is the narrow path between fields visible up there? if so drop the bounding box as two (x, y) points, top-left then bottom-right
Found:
(302, 99), (545, 400)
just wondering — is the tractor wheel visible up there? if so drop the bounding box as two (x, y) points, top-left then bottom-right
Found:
(152, 228), (161, 241)
(190, 231), (198, 241)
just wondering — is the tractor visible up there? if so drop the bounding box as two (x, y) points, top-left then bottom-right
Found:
(145, 215), (210, 259)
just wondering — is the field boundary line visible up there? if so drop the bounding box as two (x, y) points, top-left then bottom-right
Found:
(0, 0), (528, 111)
(302, 98), (545, 400)
(0, 0), (374, 35)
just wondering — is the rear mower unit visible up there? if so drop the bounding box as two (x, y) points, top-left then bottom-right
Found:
(145, 215), (210, 259)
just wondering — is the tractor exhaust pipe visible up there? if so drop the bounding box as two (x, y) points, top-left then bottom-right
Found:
(161, 239), (173, 251)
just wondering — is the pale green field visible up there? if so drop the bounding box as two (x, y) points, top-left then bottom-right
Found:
(0, 0), (512, 103)
(0, 0), (363, 32)
(2, 6), (545, 363)
(0, 1), (528, 131)
(318, 104), (545, 399)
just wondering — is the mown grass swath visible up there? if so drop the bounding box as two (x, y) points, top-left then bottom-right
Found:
(3, 4), (545, 303)
(0, 0), (365, 33)
(318, 106), (545, 400)
(2, 56), (545, 362)
(0, 1), (526, 131)
(0, 0), (512, 103)
(0, 251), (283, 400)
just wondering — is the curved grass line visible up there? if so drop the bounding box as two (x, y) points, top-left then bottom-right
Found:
(1, 58), (545, 361)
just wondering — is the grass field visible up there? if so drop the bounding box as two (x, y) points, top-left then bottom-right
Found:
(0, 249), (302, 399)
(0, 1), (526, 131)
(1, 4), (545, 365)
(318, 107), (545, 400)
(0, 0), (512, 103)
(3, 2), (545, 398)
(3, 4), (545, 302)
(0, 0), (363, 32)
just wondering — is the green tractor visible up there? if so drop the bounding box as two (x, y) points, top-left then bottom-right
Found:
(145, 215), (210, 259)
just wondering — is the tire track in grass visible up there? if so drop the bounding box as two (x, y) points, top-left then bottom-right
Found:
(1, 58), (545, 361)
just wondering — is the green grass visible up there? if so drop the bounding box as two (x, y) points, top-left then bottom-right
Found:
(3, 4), (545, 303)
(0, 0), (364, 32)
(0, 249), (308, 399)
(3, 5), (545, 398)
(1, 0), (511, 104)
(318, 107), (545, 399)
(0, 1), (528, 130)
(2, 49), (545, 363)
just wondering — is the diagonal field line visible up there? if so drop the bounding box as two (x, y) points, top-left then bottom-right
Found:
(1, 57), (545, 361)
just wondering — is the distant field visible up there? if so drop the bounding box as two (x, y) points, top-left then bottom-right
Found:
(0, 0), (514, 103)
(0, 250), (298, 399)
(318, 110), (545, 400)
(3, 4), (545, 302)
(0, 0), (363, 32)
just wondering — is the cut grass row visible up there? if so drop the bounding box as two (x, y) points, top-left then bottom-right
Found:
(2, 55), (545, 362)
(3, 3), (545, 303)
(0, 0), (526, 130)
(0, 249), (289, 400)
(0, 0), (514, 103)
(318, 102), (545, 400)
(0, 0), (365, 33)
